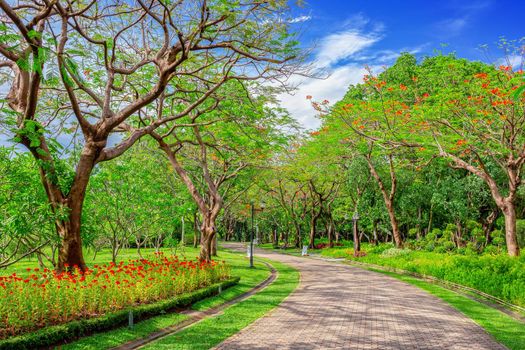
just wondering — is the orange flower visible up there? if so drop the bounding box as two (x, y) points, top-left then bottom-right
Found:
(474, 72), (488, 79)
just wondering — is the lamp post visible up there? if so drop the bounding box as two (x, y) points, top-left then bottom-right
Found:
(352, 211), (360, 256)
(249, 201), (265, 268)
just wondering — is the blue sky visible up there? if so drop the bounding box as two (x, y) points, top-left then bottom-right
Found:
(281, 0), (525, 129)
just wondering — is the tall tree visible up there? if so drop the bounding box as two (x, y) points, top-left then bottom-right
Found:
(0, 0), (298, 270)
(152, 82), (293, 261)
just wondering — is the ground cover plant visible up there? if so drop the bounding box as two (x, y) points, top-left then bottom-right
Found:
(0, 253), (229, 338)
(59, 247), (275, 350)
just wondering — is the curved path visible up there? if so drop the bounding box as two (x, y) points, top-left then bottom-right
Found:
(216, 243), (506, 350)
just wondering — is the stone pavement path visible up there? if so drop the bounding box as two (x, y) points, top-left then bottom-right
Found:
(215, 243), (506, 350)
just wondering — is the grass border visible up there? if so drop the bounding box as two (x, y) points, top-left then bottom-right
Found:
(140, 258), (300, 350)
(0, 277), (239, 350)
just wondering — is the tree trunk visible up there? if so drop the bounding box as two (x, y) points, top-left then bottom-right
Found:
(309, 215), (318, 249)
(353, 218), (360, 255)
(57, 221), (88, 271)
(502, 203), (520, 256)
(482, 209), (498, 245)
(211, 235), (218, 256)
(273, 227), (278, 247)
(328, 219), (334, 248)
(385, 201), (402, 248)
(53, 145), (99, 272)
(199, 225), (215, 262)
(366, 153), (402, 248)
(372, 219), (379, 246)
(193, 211), (200, 248)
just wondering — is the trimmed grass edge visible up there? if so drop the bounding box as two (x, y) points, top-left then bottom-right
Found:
(0, 277), (240, 350)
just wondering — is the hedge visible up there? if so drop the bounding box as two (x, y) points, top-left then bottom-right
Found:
(0, 277), (240, 350)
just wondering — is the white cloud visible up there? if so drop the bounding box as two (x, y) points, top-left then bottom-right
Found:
(277, 65), (368, 130)
(439, 16), (469, 34)
(277, 15), (385, 129)
(289, 15), (312, 23)
(314, 30), (381, 68)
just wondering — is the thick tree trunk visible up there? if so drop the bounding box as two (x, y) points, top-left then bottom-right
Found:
(57, 221), (88, 271)
(211, 235), (218, 256)
(385, 200), (402, 248)
(309, 215), (318, 249)
(199, 225), (215, 262)
(502, 203), (520, 256)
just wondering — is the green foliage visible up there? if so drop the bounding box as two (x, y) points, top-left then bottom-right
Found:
(517, 220), (525, 248)
(0, 278), (239, 350)
(380, 248), (411, 258)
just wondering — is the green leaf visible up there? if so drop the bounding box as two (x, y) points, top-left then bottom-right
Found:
(27, 30), (42, 40)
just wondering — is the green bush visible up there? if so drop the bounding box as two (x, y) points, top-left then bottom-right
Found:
(380, 248), (411, 258)
(407, 228), (419, 239)
(0, 277), (240, 350)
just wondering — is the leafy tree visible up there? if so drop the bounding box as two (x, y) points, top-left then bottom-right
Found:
(0, 0), (300, 270)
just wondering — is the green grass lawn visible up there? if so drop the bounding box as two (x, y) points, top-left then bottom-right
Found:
(140, 259), (299, 350)
(57, 246), (295, 350)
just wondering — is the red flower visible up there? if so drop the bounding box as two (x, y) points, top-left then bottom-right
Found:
(474, 72), (488, 79)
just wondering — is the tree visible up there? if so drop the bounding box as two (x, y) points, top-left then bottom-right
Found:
(0, 0), (299, 270)
(409, 55), (525, 256)
(152, 81), (293, 261)
(85, 143), (178, 262)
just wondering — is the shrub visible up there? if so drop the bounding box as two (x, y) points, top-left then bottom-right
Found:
(314, 242), (343, 249)
(407, 228), (419, 239)
(332, 244), (525, 307)
(424, 242), (435, 252)
(380, 248), (411, 258)
(368, 242), (395, 254)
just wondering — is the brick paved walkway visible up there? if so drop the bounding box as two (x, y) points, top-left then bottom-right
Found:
(215, 244), (506, 350)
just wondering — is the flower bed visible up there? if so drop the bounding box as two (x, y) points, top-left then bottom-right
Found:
(0, 253), (230, 338)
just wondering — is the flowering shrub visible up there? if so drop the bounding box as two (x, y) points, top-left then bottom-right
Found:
(314, 243), (343, 249)
(0, 253), (230, 338)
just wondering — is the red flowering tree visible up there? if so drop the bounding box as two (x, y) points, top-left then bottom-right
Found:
(410, 56), (525, 256)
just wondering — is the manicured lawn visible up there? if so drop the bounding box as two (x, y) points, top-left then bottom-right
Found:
(140, 259), (299, 349)
(60, 247), (275, 349)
